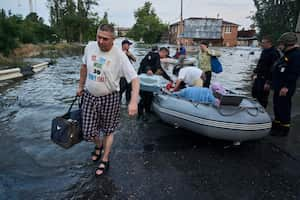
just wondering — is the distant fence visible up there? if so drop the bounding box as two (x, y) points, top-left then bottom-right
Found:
(0, 62), (49, 81)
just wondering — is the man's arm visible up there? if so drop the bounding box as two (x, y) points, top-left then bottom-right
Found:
(173, 79), (183, 92)
(127, 51), (136, 62)
(128, 77), (139, 116)
(76, 64), (87, 96)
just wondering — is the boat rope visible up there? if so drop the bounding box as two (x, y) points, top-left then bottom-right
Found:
(158, 90), (265, 117)
(217, 106), (263, 117)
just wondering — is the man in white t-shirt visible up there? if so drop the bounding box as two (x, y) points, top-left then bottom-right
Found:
(76, 24), (139, 176)
(173, 67), (204, 91)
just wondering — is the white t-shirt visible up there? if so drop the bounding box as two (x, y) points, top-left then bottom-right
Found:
(178, 67), (203, 86)
(82, 41), (137, 96)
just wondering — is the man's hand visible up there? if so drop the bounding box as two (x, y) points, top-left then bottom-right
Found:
(279, 87), (288, 96)
(76, 86), (84, 96)
(128, 77), (139, 116)
(128, 101), (138, 116)
(251, 73), (257, 80)
(264, 83), (270, 91)
(147, 70), (153, 75)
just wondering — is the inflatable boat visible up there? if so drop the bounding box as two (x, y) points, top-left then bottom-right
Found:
(139, 73), (272, 142)
(152, 93), (271, 142)
(139, 74), (169, 93)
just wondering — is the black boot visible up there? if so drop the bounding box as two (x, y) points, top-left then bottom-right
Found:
(271, 123), (290, 137)
(277, 124), (290, 137)
(270, 120), (281, 136)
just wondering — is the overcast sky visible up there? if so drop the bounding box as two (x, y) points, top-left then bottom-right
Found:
(0, 0), (256, 29)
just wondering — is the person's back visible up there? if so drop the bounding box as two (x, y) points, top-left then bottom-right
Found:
(272, 47), (300, 91)
(179, 46), (186, 56)
(178, 67), (203, 86)
(138, 51), (160, 74)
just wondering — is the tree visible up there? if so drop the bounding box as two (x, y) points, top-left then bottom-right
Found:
(0, 9), (19, 56)
(0, 9), (55, 56)
(252, 0), (300, 42)
(47, 0), (100, 42)
(127, 2), (168, 44)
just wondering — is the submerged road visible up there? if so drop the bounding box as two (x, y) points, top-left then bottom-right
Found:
(0, 44), (300, 200)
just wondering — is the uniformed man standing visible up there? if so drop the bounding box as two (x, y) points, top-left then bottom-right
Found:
(252, 36), (280, 108)
(271, 32), (300, 136)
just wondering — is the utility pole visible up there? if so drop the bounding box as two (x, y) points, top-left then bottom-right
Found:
(296, 11), (300, 45)
(178, 0), (184, 44)
(29, 0), (33, 13)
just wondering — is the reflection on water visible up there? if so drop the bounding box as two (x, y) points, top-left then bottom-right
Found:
(0, 39), (262, 199)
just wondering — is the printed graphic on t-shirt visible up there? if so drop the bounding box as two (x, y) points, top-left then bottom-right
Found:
(88, 56), (107, 82)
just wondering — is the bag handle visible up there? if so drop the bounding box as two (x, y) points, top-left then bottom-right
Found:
(67, 96), (79, 114)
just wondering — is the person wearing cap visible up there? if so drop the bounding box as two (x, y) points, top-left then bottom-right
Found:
(251, 36), (280, 108)
(119, 39), (136, 104)
(121, 39), (136, 63)
(137, 47), (172, 121)
(271, 32), (300, 136)
(198, 41), (221, 88)
(173, 67), (205, 92)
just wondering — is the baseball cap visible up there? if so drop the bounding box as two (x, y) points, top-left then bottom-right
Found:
(122, 39), (133, 45)
(277, 32), (298, 46)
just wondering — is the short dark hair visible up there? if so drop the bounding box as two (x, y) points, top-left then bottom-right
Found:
(97, 24), (115, 35)
(160, 47), (169, 54)
(200, 40), (209, 47)
(262, 35), (272, 43)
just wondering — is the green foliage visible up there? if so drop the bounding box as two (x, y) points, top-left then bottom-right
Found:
(48, 0), (103, 43)
(0, 10), (19, 56)
(127, 1), (168, 44)
(252, 0), (300, 43)
(0, 9), (55, 56)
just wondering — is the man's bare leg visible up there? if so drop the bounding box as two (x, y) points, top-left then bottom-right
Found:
(96, 133), (113, 175)
(91, 136), (103, 161)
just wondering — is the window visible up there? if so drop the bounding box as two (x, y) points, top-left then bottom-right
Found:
(224, 26), (232, 33)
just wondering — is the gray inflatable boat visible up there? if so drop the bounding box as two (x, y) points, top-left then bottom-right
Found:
(152, 93), (271, 142)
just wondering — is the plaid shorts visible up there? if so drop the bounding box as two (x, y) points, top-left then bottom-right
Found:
(82, 90), (120, 141)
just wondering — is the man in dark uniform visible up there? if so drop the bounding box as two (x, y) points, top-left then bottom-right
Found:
(137, 47), (172, 121)
(252, 36), (280, 108)
(271, 32), (300, 136)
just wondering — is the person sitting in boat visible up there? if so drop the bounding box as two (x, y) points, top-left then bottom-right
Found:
(173, 67), (205, 92)
(137, 47), (172, 121)
(211, 82), (227, 95)
(179, 43), (186, 57)
(173, 48), (180, 59)
(173, 87), (220, 107)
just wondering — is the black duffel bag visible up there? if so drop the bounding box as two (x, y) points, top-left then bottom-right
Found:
(51, 96), (83, 149)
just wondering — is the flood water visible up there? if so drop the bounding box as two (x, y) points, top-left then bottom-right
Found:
(1, 39), (299, 200)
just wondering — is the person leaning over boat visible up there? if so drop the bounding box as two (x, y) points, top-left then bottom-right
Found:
(198, 41), (221, 88)
(119, 39), (136, 104)
(76, 24), (140, 176)
(270, 32), (300, 137)
(173, 67), (205, 92)
(137, 47), (172, 121)
(251, 36), (280, 108)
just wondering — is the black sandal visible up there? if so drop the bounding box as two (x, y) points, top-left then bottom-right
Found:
(91, 146), (103, 162)
(95, 160), (110, 176)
